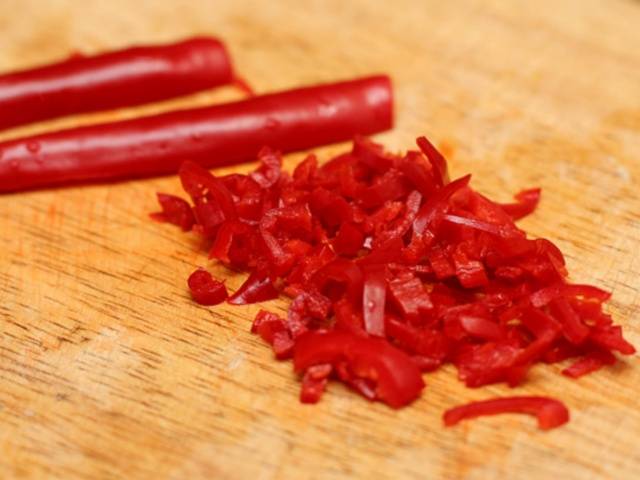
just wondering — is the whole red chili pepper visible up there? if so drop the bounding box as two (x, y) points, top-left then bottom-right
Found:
(0, 75), (392, 193)
(0, 37), (235, 132)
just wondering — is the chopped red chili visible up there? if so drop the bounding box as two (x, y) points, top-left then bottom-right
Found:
(227, 270), (279, 305)
(562, 350), (616, 378)
(153, 134), (634, 425)
(187, 268), (228, 306)
(362, 265), (387, 337)
(499, 188), (541, 221)
(300, 364), (332, 403)
(443, 396), (570, 430)
(294, 330), (425, 408)
(0, 37), (235, 132)
(251, 310), (294, 359)
(150, 193), (195, 231)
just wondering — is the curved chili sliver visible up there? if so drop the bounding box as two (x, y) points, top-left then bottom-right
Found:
(294, 330), (425, 408)
(443, 396), (569, 430)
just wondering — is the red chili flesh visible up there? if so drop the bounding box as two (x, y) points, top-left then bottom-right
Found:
(153, 135), (634, 423)
(0, 37), (234, 132)
(0, 75), (392, 192)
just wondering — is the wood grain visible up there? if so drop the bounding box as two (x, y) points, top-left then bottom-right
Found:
(1, 1), (639, 478)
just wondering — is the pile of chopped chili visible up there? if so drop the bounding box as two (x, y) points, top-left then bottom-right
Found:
(152, 135), (635, 428)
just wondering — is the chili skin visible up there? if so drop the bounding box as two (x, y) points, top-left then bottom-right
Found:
(0, 37), (234, 131)
(0, 75), (393, 193)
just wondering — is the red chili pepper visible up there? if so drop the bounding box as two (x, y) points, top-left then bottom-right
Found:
(400, 151), (437, 197)
(413, 174), (471, 235)
(227, 270), (279, 305)
(562, 350), (616, 378)
(150, 193), (196, 231)
(0, 37), (234, 132)
(251, 310), (294, 359)
(312, 259), (364, 304)
(519, 306), (562, 338)
(387, 273), (433, 322)
(359, 169), (409, 208)
(455, 343), (521, 387)
(443, 396), (570, 430)
(427, 247), (456, 279)
(179, 160), (238, 234)
(0, 75), (392, 192)
(293, 330), (425, 408)
(374, 190), (422, 247)
(442, 214), (514, 237)
(530, 283), (611, 308)
(187, 268), (228, 306)
(590, 325), (636, 355)
(286, 292), (332, 338)
(208, 221), (253, 263)
(332, 222), (364, 256)
(300, 364), (332, 403)
(459, 316), (505, 341)
(351, 135), (395, 173)
(548, 297), (589, 345)
(416, 136), (449, 187)
(309, 187), (354, 229)
(500, 188), (541, 221)
(451, 245), (489, 288)
(362, 265), (387, 337)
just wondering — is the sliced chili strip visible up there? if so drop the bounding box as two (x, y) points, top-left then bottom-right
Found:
(413, 174), (471, 235)
(459, 316), (505, 341)
(500, 188), (541, 221)
(590, 325), (636, 355)
(548, 298), (589, 345)
(443, 396), (569, 430)
(562, 350), (616, 378)
(362, 265), (387, 337)
(294, 330), (425, 408)
(530, 284), (611, 308)
(228, 270), (278, 305)
(416, 136), (449, 187)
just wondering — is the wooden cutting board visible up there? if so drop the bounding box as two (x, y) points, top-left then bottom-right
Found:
(1, 1), (639, 478)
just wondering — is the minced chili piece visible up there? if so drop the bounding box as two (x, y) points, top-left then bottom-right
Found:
(150, 193), (195, 231)
(187, 269), (228, 306)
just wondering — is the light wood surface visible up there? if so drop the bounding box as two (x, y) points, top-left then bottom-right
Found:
(2, 1), (640, 478)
